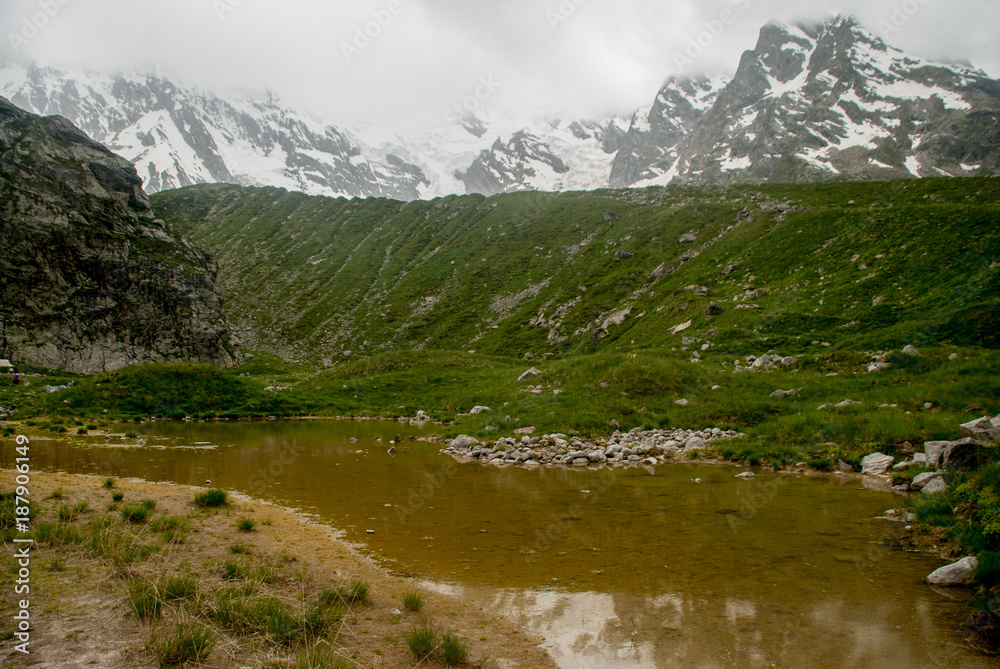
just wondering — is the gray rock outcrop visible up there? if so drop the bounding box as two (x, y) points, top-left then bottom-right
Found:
(0, 97), (238, 373)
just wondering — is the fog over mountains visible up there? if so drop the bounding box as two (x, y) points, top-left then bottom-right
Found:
(2, 16), (996, 199)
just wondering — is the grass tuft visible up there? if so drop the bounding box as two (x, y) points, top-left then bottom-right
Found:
(403, 624), (438, 660)
(319, 580), (370, 608)
(401, 591), (424, 612)
(120, 499), (156, 524)
(194, 488), (228, 508)
(126, 577), (163, 620)
(149, 621), (215, 666)
(441, 631), (469, 665)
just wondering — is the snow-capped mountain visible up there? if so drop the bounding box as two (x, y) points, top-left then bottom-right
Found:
(0, 64), (429, 199)
(623, 17), (1000, 186)
(609, 75), (729, 187)
(455, 118), (629, 196)
(1, 16), (996, 199)
(0, 63), (629, 199)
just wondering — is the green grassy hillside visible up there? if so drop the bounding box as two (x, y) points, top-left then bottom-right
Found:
(151, 178), (1000, 364)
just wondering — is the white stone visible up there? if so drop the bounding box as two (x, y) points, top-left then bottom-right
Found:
(927, 557), (978, 586)
(921, 477), (947, 495)
(910, 471), (943, 491)
(861, 452), (894, 476)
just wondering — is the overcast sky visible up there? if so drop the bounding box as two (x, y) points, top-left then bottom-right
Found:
(1, 0), (997, 130)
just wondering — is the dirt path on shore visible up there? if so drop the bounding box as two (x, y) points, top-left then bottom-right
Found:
(0, 470), (556, 668)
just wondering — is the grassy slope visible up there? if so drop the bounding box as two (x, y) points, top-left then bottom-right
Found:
(3, 176), (994, 460)
(150, 178), (1000, 362)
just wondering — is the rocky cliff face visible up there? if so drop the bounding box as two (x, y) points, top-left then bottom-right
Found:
(0, 97), (238, 373)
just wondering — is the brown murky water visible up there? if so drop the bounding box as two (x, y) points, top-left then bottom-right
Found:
(8, 421), (995, 668)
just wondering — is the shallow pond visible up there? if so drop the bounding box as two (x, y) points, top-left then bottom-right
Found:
(10, 421), (994, 668)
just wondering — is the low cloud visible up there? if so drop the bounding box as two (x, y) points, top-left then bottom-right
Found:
(0, 0), (996, 129)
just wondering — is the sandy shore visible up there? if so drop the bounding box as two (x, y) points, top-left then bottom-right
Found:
(0, 470), (556, 668)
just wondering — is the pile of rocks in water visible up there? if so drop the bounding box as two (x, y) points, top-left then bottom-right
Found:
(442, 426), (745, 469)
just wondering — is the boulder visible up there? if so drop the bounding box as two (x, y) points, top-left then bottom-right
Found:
(924, 441), (950, 468)
(943, 437), (990, 469)
(911, 452), (928, 466)
(683, 436), (708, 451)
(706, 302), (725, 316)
(780, 356), (797, 366)
(961, 416), (1000, 446)
(587, 450), (607, 463)
(602, 308), (632, 329)
(469, 406), (490, 415)
(837, 460), (854, 472)
(514, 426), (537, 435)
(614, 250), (635, 260)
(909, 471), (943, 491)
(735, 472), (755, 480)
(450, 435), (479, 450)
(860, 452), (894, 476)
(922, 477), (947, 495)
(669, 320), (692, 335)
(679, 232), (698, 244)
(415, 410), (430, 421)
(675, 399), (690, 407)
(518, 367), (543, 382)
(927, 557), (978, 586)
(652, 263), (673, 280)
(902, 345), (920, 356)
(770, 389), (797, 398)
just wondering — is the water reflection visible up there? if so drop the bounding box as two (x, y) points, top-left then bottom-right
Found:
(422, 583), (987, 668)
(3, 421), (991, 668)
